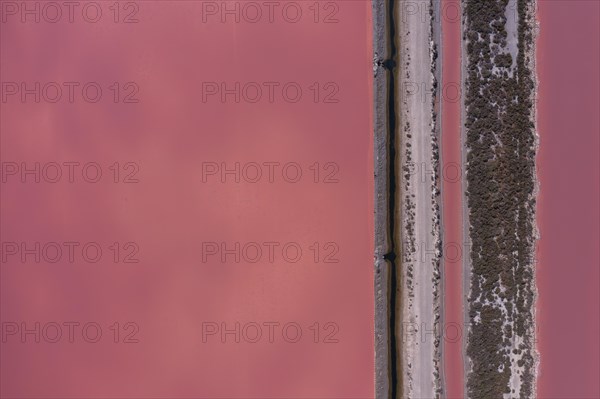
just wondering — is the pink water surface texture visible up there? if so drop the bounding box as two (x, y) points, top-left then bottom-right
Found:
(0, 2), (375, 398)
(536, 1), (600, 398)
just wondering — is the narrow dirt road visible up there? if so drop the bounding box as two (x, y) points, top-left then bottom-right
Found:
(397, 1), (440, 398)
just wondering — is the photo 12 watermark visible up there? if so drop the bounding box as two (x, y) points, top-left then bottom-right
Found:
(1, 321), (140, 343)
(1, 241), (140, 264)
(0, 2), (140, 24)
(201, 81), (339, 104)
(1, 162), (140, 184)
(200, 241), (340, 264)
(1, 82), (140, 104)
(201, 321), (340, 344)
(199, 1), (340, 24)
(201, 161), (339, 184)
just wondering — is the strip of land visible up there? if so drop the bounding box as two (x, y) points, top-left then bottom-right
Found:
(462, 1), (538, 397)
(397, 1), (441, 398)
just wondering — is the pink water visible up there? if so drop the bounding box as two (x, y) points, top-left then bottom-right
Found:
(0, 3), (375, 397)
(536, 1), (600, 398)
(441, 1), (464, 397)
